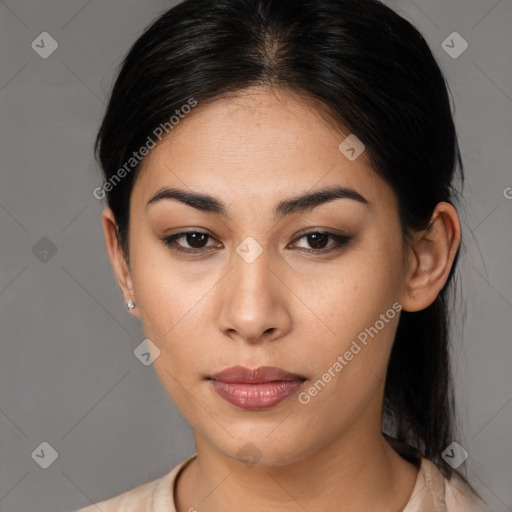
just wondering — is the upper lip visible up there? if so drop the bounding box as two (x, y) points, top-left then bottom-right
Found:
(210, 365), (306, 384)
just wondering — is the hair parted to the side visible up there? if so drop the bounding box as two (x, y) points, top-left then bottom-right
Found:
(94, 0), (475, 494)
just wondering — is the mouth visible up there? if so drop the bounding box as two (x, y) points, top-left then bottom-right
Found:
(207, 365), (307, 410)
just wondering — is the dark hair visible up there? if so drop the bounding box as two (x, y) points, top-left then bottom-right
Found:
(95, 0), (475, 494)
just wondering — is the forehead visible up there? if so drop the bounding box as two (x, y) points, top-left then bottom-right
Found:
(131, 87), (395, 213)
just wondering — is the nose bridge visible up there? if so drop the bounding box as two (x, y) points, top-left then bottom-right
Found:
(217, 237), (290, 342)
(231, 239), (275, 311)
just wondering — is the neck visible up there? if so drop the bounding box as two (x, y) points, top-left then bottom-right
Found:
(175, 419), (419, 512)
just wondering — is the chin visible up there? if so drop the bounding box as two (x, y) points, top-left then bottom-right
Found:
(212, 433), (317, 468)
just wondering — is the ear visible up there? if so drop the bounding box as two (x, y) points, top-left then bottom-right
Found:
(400, 201), (461, 312)
(101, 206), (139, 317)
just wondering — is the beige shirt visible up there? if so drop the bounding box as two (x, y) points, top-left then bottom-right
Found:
(76, 455), (490, 512)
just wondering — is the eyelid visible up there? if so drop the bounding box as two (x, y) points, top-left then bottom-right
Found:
(160, 230), (220, 252)
(288, 231), (352, 253)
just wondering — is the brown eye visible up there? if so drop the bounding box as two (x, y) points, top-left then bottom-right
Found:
(290, 231), (352, 253)
(181, 232), (209, 249)
(161, 231), (220, 253)
(305, 232), (329, 249)
(160, 230), (351, 256)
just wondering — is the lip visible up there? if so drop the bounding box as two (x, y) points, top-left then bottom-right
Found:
(209, 365), (306, 410)
(211, 365), (305, 383)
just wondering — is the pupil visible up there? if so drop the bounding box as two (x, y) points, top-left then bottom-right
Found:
(308, 233), (327, 249)
(187, 232), (207, 248)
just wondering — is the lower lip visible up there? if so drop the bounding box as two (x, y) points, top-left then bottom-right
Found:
(210, 379), (304, 410)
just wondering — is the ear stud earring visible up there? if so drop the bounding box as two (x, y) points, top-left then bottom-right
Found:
(126, 299), (135, 310)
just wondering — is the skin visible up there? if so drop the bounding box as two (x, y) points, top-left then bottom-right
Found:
(102, 86), (461, 512)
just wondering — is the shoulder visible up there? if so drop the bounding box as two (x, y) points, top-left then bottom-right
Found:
(74, 455), (196, 512)
(75, 476), (162, 512)
(444, 472), (491, 512)
(406, 457), (492, 512)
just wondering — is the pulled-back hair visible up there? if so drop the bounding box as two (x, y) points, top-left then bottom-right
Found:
(94, 0), (472, 489)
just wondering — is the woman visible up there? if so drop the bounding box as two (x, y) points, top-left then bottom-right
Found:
(78, 0), (491, 510)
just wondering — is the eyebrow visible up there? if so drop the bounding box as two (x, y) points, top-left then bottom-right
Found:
(146, 184), (369, 219)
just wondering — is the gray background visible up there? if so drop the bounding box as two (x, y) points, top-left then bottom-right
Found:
(0, 1), (511, 511)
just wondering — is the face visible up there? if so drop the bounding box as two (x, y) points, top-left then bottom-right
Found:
(107, 87), (412, 466)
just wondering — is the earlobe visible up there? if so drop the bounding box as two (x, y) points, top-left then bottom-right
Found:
(101, 206), (138, 316)
(400, 202), (461, 312)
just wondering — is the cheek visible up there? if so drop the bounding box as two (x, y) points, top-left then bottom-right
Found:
(293, 239), (402, 390)
(130, 257), (218, 379)
(129, 240), (211, 343)
(295, 291), (399, 435)
(301, 247), (400, 341)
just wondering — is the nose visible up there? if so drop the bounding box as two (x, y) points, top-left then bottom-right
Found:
(216, 245), (292, 344)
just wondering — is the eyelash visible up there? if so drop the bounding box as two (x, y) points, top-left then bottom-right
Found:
(160, 230), (353, 256)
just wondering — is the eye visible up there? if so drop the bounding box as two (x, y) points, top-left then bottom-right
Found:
(160, 231), (221, 254)
(289, 231), (352, 254)
(160, 230), (352, 256)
